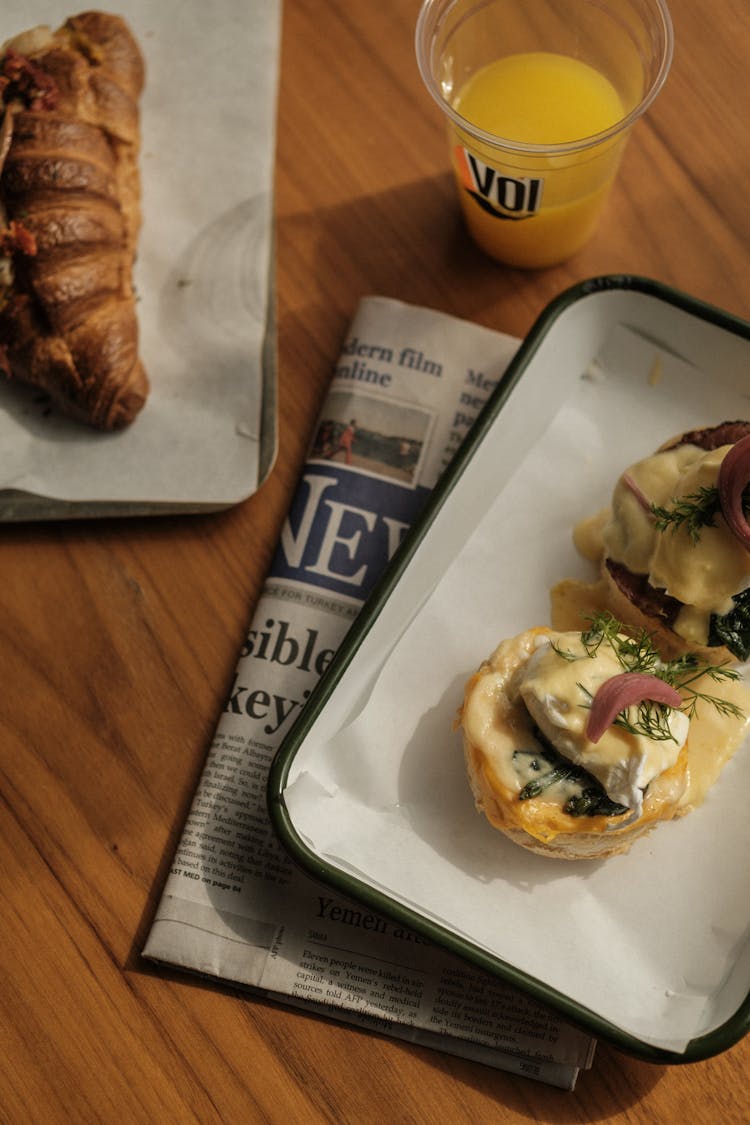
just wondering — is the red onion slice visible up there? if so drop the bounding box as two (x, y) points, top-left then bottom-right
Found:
(585, 673), (682, 743)
(718, 434), (750, 550)
(622, 472), (653, 514)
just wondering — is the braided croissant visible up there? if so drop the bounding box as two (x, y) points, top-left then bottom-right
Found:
(0, 11), (148, 430)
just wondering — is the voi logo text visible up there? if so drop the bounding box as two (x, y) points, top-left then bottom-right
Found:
(455, 146), (543, 220)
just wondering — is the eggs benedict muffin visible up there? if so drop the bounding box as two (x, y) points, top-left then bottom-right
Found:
(600, 421), (750, 663)
(459, 614), (743, 859)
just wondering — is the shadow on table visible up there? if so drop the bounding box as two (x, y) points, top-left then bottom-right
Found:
(274, 169), (561, 339)
(393, 1034), (665, 1118)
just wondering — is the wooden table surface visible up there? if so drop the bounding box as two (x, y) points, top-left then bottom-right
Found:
(3, 1), (750, 1121)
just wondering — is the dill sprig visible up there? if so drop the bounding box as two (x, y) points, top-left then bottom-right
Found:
(549, 639), (578, 662)
(551, 611), (743, 732)
(655, 653), (744, 720)
(650, 485), (721, 544)
(581, 612), (660, 672)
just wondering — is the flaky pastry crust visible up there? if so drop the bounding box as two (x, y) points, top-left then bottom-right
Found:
(0, 11), (147, 429)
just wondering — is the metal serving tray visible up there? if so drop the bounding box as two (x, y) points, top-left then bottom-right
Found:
(268, 276), (750, 1062)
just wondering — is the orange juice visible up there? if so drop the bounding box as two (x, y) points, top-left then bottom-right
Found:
(451, 52), (627, 267)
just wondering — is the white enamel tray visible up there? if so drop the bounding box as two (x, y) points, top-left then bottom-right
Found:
(269, 276), (750, 1062)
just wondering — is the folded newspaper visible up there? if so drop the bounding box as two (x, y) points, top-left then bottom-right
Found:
(143, 296), (597, 1089)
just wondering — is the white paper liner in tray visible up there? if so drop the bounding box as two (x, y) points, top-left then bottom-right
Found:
(280, 290), (750, 1054)
(0, 0), (279, 518)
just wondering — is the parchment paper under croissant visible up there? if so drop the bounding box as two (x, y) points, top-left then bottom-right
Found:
(0, 10), (148, 430)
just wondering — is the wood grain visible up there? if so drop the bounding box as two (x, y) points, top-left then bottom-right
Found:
(2, 1), (750, 1121)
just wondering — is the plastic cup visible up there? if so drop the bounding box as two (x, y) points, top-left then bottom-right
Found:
(415, 0), (673, 268)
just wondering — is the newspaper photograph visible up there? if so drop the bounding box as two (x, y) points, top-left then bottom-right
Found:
(143, 296), (597, 1089)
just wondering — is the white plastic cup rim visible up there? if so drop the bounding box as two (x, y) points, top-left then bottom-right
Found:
(414, 0), (674, 157)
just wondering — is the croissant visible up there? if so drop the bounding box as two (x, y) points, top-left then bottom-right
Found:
(0, 11), (148, 430)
